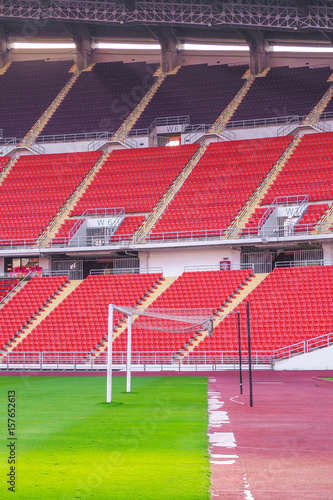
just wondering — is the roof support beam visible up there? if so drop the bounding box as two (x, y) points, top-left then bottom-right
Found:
(148, 27), (181, 73)
(0, 25), (9, 69)
(64, 23), (94, 70)
(239, 29), (271, 75)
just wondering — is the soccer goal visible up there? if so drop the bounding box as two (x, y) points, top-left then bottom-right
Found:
(106, 304), (214, 403)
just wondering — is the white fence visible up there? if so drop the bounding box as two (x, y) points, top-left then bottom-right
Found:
(1, 332), (332, 370)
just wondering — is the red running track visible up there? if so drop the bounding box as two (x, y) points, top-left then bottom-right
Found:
(209, 370), (333, 500)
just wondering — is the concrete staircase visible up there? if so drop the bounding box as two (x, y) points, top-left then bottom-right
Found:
(19, 70), (81, 148)
(0, 278), (80, 357)
(224, 135), (303, 238)
(0, 156), (18, 188)
(209, 73), (255, 134)
(177, 273), (268, 361)
(134, 143), (207, 242)
(112, 69), (167, 144)
(0, 279), (29, 311)
(90, 276), (177, 360)
(0, 61), (11, 75)
(312, 203), (333, 234)
(167, 65), (181, 75)
(36, 149), (111, 247)
(303, 80), (333, 126)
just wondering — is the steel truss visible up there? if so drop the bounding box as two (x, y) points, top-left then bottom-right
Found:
(1, 1), (333, 30)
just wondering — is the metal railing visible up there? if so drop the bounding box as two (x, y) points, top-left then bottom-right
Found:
(184, 263), (254, 272)
(89, 267), (163, 275)
(0, 350), (272, 369)
(88, 132), (109, 151)
(0, 137), (17, 156)
(0, 222), (332, 253)
(273, 332), (333, 360)
(68, 207), (125, 239)
(275, 259), (333, 268)
(258, 194), (309, 229)
(1, 331), (333, 370)
(37, 131), (114, 144)
(28, 142), (45, 154)
(0, 271), (32, 306)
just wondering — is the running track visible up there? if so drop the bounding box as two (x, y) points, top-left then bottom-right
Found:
(208, 370), (333, 500)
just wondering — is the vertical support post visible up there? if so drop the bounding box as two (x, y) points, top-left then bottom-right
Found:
(106, 304), (114, 403)
(246, 301), (253, 407)
(237, 311), (243, 395)
(126, 315), (132, 393)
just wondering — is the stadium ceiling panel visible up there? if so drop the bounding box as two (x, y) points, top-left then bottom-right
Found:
(1, 0), (333, 31)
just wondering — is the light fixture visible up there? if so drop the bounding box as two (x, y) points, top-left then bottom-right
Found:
(183, 43), (249, 51)
(272, 45), (333, 53)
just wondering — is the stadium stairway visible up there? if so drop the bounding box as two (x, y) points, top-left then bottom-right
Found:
(303, 75), (333, 126)
(0, 276), (70, 356)
(312, 203), (333, 234)
(19, 68), (82, 148)
(0, 156), (18, 188)
(2, 279), (81, 356)
(37, 150), (110, 247)
(209, 71), (255, 134)
(224, 134), (302, 237)
(90, 276), (177, 360)
(175, 273), (268, 362)
(112, 67), (167, 144)
(0, 61), (11, 75)
(0, 278), (29, 311)
(134, 143), (206, 242)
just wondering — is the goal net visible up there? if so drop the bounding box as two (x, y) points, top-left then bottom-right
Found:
(106, 304), (214, 402)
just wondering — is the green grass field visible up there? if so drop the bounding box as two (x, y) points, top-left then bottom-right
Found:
(0, 375), (209, 499)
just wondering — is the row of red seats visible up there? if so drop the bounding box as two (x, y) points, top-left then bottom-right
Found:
(194, 266), (333, 354)
(69, 144), (198, 217)
(152, 136), (291, 237)
(0, 152), (100, 242)
(11, 273), (163, 354)
(0, 276), (68, 349)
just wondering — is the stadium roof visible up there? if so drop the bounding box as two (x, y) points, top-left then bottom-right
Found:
(1, 1), (333, 48)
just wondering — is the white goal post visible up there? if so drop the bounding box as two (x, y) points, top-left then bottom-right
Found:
(106, 304), (214, 403)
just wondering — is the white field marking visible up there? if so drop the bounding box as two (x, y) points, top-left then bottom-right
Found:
(253, 381), (284, 384)
(209, 410), (230, 427)
(211, 460), (236, 465)
(208, 398), (224, 411)
(208, 382), (255, 499)
(230, 395), (244, 405)
(209, 432), (237, 448)
(243, 474), (255, 500)
(209, 378), (217, 382)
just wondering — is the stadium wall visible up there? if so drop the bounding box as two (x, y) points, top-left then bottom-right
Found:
(139, 247), (240, 276)
(274, 345), (333, 370)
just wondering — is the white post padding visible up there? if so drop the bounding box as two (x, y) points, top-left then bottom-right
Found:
(106, 304), (113, 403)
(126, 315), (132, 393)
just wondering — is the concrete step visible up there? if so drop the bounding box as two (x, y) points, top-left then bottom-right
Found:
(0, 157), (18, 188)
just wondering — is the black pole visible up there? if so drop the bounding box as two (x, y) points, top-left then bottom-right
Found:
(237, 311), (243, 395)
(246, 300), (253, 407)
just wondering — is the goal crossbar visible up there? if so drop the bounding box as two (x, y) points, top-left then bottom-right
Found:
(106, 304), (214, 403)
